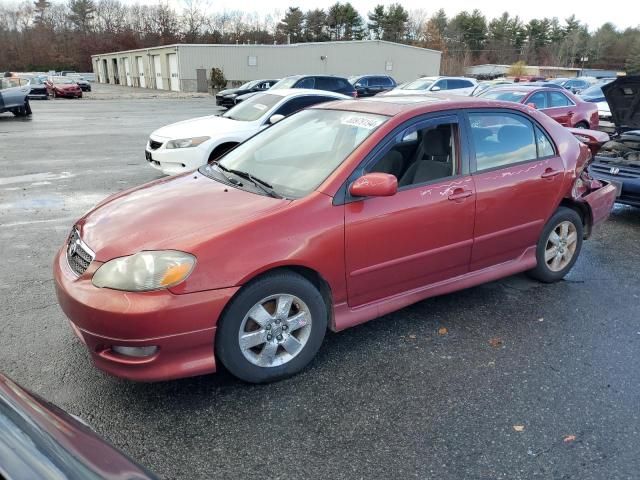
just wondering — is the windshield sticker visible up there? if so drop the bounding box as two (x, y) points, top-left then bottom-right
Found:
(341, 116), (383, 130)
(253, 104), (268, 111)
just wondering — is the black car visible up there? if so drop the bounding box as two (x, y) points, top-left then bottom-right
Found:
(0, 372), (157, 480)
(73, 77), (92, 92)
(234, 75), (357, 104)
(588, 76), (640, 207)
(18, 75), (49, 99)
(348, 75), (396, 97)
(215, 79), (279, 108)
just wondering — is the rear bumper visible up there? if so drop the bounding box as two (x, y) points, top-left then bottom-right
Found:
(54, 247), (239, 381)
(582, 181), (617, 227)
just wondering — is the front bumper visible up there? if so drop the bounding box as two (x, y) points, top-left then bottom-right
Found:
(54, 247), (239, 381)
(145, 138), (209, 175)
(215, 96), (234, 107)
(55, 89), (82, 98)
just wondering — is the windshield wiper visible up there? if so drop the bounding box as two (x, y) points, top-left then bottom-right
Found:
(216, 163), (282, 198)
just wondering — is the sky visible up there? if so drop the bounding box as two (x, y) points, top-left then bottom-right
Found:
(127, 0), (640, 31)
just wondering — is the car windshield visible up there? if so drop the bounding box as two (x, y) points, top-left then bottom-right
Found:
(202, 109), (387, 198)
(236, 81), (253, 90)
(478, 90), (528, 102)
(579, 86), (603, 99)
(222, 93), (282, 122)
(52, 77), (74, 84)
(402, 79), (434, 90)
(271, 77), (299, 89)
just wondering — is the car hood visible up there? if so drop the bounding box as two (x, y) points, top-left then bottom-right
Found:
(236, 91), (261, 101)
(77, 172), (288, 260)
(151, 115), (253, 139)
(602, 76), (640, 130)
(54, 84), (78, 89)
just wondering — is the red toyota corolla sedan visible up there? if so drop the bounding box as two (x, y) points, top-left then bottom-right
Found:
(478, 85), (598, 129)
(54, 95), (616, 383)
(46, 76), (83, 98)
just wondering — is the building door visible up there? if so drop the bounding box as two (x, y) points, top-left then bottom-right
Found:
(123, 58), (132, 86)
(153, 55), (164, 89)
(112, 58), (119, 84)
(196, 69), (207, 93)
(136, 56), (146, 88)
(168, 53), (179, 91)
(102, 59), (109, 83)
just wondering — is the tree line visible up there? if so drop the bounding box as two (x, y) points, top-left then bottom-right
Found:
(2, 0), (640, 74)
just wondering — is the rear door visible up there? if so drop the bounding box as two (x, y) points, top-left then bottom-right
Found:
(544, 91), (575, 126)
(466, 110), (565, 271)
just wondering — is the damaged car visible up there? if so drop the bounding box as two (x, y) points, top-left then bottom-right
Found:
(588, 76), (640, 207)
(56, 95), (616, 384)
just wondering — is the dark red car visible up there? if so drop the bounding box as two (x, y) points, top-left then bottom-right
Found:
(0, 372), (156, 479)
(54, 95), (616, 384)
(46, 76), (83, 98)
(478, 85), (598, 129)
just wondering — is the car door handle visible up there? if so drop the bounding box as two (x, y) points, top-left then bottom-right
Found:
(567, 111), (575, 116)
(541, 168), (562, 179)
(448, 188), (473, 201)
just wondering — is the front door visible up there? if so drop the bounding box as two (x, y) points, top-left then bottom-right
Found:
(467, 111), (565, 271)
(344, 115), (475, 307)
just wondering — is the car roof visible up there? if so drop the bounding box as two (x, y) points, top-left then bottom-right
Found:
(486, 84), (564, 92)
(312, 94), (535, 117)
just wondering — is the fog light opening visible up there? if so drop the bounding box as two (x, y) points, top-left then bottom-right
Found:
(112, 345), (158, 358)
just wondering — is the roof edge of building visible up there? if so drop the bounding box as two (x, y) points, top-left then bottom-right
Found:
(91, 40), (441, 58)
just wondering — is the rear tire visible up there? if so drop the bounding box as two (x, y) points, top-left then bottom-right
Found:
(528, 207), (583, 283)
(575, 121), (588, 129)
(216, 271), (327, 383)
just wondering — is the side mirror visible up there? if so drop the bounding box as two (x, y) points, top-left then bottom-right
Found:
(269, 114), (285, 125)
(430, 86), (441, 91)
(526, 102), (538, 109)
(349, 173), (398, 198)
(354, 83), (363, 88)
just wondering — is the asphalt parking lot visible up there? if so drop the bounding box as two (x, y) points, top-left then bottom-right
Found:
(1, 84), (640, 479)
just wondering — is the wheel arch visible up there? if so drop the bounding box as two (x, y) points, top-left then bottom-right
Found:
(208, 141), (239, 162)
(559, 198), (592, 238)
(223, 265), (335, 331)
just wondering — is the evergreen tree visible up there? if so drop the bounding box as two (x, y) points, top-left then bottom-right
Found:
(68, 0), (96, 33)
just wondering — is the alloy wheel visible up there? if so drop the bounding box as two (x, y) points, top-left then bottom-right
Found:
(238, 294), (312, 368)
(545, 221), (578, 272)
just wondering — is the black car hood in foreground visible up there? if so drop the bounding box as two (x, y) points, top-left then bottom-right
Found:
(0, 373), (156, 480)
(602, 76), (640, 131)
(216, 87), (243, 97)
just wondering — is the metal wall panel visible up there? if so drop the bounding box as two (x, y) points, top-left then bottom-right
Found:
(92, 41), (441, 92)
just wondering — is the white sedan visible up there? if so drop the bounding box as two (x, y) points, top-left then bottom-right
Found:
(146, 89), (349, 175)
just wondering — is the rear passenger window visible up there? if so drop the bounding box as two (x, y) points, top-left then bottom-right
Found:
(449, 79), (473, 89)
(535, 126), (555, 157)
(316, 77), (338, 90)
(549, 91), (572, 107)
(295, 77), (315, 89)
(469, 113), (537, 171)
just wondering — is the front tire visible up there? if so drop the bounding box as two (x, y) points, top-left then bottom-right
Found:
(528, 207), (583, 283)
(216, 271), (327, 383)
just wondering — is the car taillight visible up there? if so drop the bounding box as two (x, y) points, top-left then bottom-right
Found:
(351, 91), (358, 98)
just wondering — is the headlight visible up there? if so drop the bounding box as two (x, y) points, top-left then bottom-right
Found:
(166, 136), (210, 149)
(92, 251), (196, 291)
(226, 94), (238, 98)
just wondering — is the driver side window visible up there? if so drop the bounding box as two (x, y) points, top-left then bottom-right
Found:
(367, 121), (459, 189)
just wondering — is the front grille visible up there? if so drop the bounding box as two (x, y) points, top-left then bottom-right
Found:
(149, 140), (163, 150)
(591, 157), (640, 179)
(66, 229), (94, 276)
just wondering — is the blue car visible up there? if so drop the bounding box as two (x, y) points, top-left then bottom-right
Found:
(0, 76), (32, 116)
(588, 76), (640, 207)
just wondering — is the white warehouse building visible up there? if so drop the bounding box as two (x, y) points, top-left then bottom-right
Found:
(91, 40), (442, 93)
